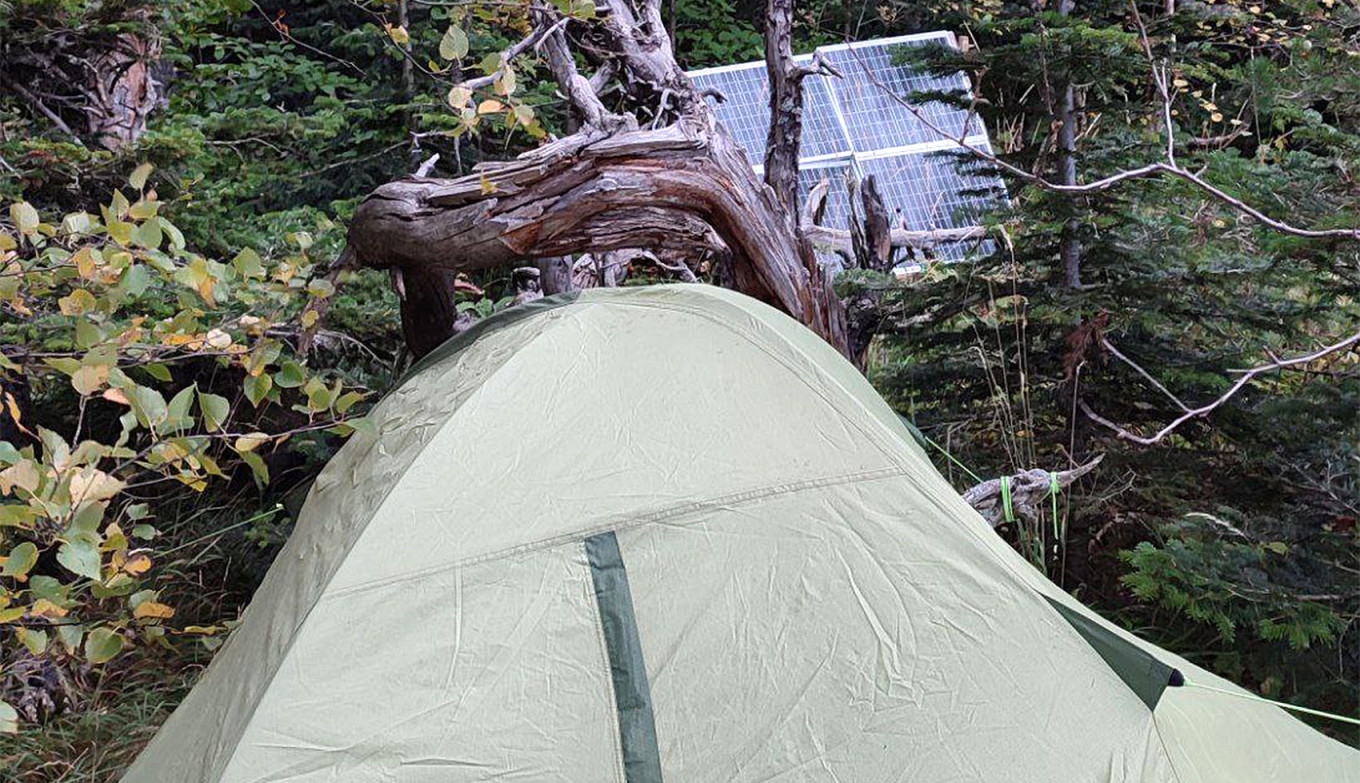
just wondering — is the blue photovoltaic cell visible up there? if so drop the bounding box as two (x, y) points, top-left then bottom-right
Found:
(821, 35), (975, 151)
(689, 63), (770, 165)
(689, 64), (847, 165)
(799, 76), (848, 159)
(688, 33), (1008, 264)
(798, 163), (852, 230)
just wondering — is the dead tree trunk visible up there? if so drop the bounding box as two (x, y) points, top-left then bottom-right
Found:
(1056, 0), (1083, 289)
(346, 0), (847, 359)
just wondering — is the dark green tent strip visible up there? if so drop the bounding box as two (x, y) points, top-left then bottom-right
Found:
(585, 531), (664, 783)
(1046, 597), (1181, 711)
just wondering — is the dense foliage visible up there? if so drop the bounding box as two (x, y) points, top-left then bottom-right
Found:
(867, 0), (1359, 727)
(0, 0), (1355, 775)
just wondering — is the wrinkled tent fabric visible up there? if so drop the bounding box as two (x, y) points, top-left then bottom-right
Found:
(124, 285), (1358, 782)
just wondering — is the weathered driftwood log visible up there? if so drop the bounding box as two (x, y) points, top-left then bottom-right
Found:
(346, 0), (845, 359)
(348, 117), (841, 357)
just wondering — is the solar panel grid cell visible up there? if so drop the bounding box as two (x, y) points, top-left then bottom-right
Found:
(821, 36), (974, 151)
(797, 163), (852, 230)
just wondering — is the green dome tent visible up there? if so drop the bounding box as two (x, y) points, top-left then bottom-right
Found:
(124, 285), (1357, 782)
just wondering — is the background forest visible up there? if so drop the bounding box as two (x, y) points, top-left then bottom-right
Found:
(0, 0), (1356, 777)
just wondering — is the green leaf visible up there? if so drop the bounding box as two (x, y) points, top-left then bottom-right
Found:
(127, 384), (169, 428)
(18, 627), (47, 656)
(142, 363), (172, 383)
(56, 623), (85, 654)
(243, 372), (273, 407)
(128, 162), (154, 190)
(10, 202), (39, 234)
(233, 247), (264, 280)
(335, 390), (366, 414)
(199, 391), (230, 432)
(119, 264), (153, 297)
(165, 385), (197, 431)
(30, 575), (70, 604)
(440, 26), (469, 60)
(57, 539), (102, 580)
(239, 450), (270, 487)
(131, 523), (158, 540)
(75, 320), (103, 350)
(131, 217), (163, 249)
(161, 218), (186, 250)
(1, 542), (38, 579)
(84, 627), (124, 664)
(273, 361), (306, 389)
(0, 700), (18, 733)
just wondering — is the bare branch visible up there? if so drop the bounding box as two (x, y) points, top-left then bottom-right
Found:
(804, 223), (987, 253)
(1083, 329), (1360, 445)
(460, 20), (560, 91)
(1100, 337), (1191, 412)
(962, 456), (1104, 528)
(539, 21), (612, 127)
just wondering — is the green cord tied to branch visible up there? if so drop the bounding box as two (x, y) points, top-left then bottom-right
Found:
(1050, 471), (1062, 539)
(1000, 476), (1015, 524)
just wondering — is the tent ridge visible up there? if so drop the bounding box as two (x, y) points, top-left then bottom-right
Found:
(576, 292), (915, 467)
(322, 465), (912, 600)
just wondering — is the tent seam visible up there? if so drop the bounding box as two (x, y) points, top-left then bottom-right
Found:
(323, 466), (911, 599)
(1151, 710), (1188, 783)
(210, 301), (591, 781)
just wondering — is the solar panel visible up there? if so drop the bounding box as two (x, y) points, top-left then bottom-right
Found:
(687, 33), (1007, 265)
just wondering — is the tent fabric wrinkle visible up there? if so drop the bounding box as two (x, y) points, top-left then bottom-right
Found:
(123, 284), (1359, 783)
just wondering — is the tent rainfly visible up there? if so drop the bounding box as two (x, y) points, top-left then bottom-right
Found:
(124, 285), (1358, 782)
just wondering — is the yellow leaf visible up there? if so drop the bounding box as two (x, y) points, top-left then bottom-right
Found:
(9, 202), (39, 234)
(123, 553), (152, 575)
(0, 459), (39, 495)
(447, 86), (473, 110)
(58, 288), (97, 315)
(30, 599), (68, 619)
(102, 387), (131, 405)
(0, 607), (25, 623)
(128, 162), (155, 190)
(4, 392), (32, 437)
(71, 364), (110, 396)
(234, 432), (271, 453)
(68, 467), (126, 503)
(72, 247), (99, 279)
(134, 601), (175, 620)
(477, 99), (504, 115)
(385, 23), (410, 45)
